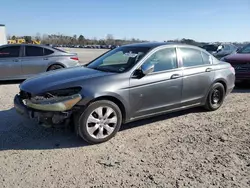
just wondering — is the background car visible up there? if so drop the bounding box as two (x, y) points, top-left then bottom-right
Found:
(14, 42), (235, 144)
(221, 43), (250, 84)
(202, 43), (237, 59)
(0, 44), (80, 80)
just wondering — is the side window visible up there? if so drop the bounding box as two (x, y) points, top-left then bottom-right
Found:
(0, 46), (20, 58)
(224, 45), (230, 50)
(44, 48), (54, 55)
(143, 48), (178, 72)
(202, 51), (213, 64)
(179, 48), (204, 67)
(25, 46), (44, 57)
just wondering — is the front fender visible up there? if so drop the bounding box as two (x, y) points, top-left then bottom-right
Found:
(76, 90), (130, 120)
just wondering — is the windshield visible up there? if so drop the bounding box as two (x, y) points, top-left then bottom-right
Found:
(237, 44), (250, 54)
(202, 45), (219, 52)
(86, 46), (151, 73)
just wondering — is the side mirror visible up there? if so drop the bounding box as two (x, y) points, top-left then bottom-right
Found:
(217, 45), (223, 52)
(141, 63), (154, 75)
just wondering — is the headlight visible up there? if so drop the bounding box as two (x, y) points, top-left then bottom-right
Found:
(24, 87), (82, 112)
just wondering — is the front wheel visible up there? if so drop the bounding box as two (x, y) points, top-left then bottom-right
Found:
(204, 82), (225, 111)
(76, 100), (122, 144)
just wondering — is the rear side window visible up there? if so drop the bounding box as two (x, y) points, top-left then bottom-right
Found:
(179, 48), (204, 67)
(25, 46), (43, 56)
(0, 46), (20, 58)
(44, 48), (54, 55)
(223, 45), (230, 50)
(201, 52), (212, 64)
(202, 45), (218, 52)
(52, 47), (67, 53)
(238, 44), (250, 54)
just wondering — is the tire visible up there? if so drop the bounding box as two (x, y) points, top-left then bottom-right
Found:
(47, 64), (64, 71)
(204, 82), (225, 111)
(76, 100), (122, 144)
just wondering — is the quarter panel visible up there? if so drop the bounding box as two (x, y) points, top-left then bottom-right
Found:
(182, 66), (215, 105)
(48, 56), (80, 68)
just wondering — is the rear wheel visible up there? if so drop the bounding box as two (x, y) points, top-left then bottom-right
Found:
(47, 64), (64, 71)
(76, 100), (122, 144)
(205, 83), (225, 111)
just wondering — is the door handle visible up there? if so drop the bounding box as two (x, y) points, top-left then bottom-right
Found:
(13, 59), (20, 62)
(43, 58), (48, 60)
(206, 68), (213, 72)
(171, 74), (181, 79)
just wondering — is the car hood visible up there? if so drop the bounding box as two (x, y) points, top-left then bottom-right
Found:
(20, 66), (113, 94)
(224, 53), (250, 64)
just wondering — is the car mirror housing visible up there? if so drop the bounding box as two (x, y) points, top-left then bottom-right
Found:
(141, 63), (154, 75)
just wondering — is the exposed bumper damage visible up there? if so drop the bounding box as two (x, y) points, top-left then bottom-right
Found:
(14, 91), (82, 127)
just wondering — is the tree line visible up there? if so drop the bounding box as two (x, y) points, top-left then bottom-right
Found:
(8, 33), (149, 46)
(7, 33), (246, 47)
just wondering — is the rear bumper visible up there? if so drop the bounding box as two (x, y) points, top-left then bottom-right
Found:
(226, 86), (234, 95)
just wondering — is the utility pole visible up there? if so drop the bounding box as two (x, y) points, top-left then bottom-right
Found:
(0, 24), (7, 45)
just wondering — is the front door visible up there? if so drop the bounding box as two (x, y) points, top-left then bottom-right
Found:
(0, 45), (22, 80)
(178, 47), (215, 106)
(129, 47), (183, 119)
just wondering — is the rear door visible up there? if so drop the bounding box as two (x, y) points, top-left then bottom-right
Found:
(0, 45), (22, 80)
(20, 45), (50, 76)
(178, 47), (215, 106)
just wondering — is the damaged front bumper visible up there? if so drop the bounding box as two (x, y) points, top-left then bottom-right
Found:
(14, 94), (82, 126)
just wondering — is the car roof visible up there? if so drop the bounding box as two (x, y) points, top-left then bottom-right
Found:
(6, 44), (51, 48)
(0, 44), (62, 51)
(122, 42), (196, 49)
(123, 42), (176, 48)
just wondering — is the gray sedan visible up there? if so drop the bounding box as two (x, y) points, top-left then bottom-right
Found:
(14, 42), (235, 144)
(0, 44), (80, 80)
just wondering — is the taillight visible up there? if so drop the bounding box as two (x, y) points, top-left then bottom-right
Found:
(70, 57), (79, 61)
(230, 66), (235, 74)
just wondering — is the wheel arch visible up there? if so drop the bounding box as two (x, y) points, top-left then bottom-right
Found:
(47, 63), (65, 71)
(203, 78), (228, 104)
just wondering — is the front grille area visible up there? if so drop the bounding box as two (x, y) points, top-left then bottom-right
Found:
(232, 64), (250, 73)
(19, 90), (32, 99)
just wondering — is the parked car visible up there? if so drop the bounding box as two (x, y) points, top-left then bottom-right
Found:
(202, 43), (237, 59)
(14, 42), (235, 144)
(0, 44), (80, 80)
(221, 43), (250, 84)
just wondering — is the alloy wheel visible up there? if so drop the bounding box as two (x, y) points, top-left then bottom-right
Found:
(86, 106), (118, 139)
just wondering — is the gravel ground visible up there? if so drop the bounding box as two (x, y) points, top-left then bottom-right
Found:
(0, 49), (250, 187)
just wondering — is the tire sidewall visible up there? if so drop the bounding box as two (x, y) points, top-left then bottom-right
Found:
(206, 83), (225, 110)
(48, 64), (63, 71)
(77, 100), (122, 144)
